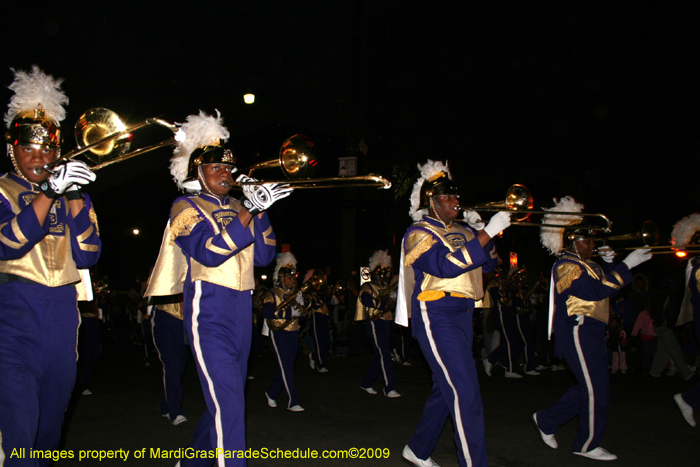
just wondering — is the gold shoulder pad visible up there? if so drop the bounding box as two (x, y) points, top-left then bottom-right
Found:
(263, 291), (277, 306)
(404, 228), (437, 267)
(555, 261), (582, 294)
(169, 199), (201, 243)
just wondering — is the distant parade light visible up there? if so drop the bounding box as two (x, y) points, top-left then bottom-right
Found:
(261, 274), (268, 280)
(243, 92), (255, 104)
(675, 250), (687, 258)
(132, 229), (140, 235)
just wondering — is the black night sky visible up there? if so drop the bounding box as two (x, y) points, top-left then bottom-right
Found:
(2, 1), (695, 290)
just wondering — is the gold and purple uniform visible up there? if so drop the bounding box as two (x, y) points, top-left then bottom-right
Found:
(263, 287), (303, 408)
(308, 294), (331, 371)
(150, 296), (189, 422)
(0, 172), (101, 466)
(535, 249), (633, 454)
(146, 191), (276, 467)
(356, 281), (396, 394)
(398, 215), (497, 467)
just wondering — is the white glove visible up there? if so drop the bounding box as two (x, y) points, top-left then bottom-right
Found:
(242, 183), (293, 215)
(483, 211), (512, 238)
(295, 292), (304, 306)
(41, 161), (96, 198)
(622, 248), (652, 269)
(464, 210), (485, 230)
(597, 245), (616, 263)
(236, 174), (259, 199)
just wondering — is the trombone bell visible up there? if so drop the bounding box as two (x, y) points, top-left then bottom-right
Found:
(74, 108), (131, 163)
(279, 135), (317, 179)
(505, 184), (534, 221)
(237, 134), (391, 189)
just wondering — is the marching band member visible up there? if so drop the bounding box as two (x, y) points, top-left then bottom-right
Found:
(396, 160), (508, 467)
(149, 294), (189, 426)
(482, 268), (525, 378)
(673, 214), (700, 341)
(144, 110), (290, 466)
(356, 250), (401, 398)
(308, 267), (331, 373)
(0, 67), (100, 464)
(672, 213), (700, 427)
(515, 269), (542, 376)
(532, 197), (651, 461)
(263, 252), (305, 412)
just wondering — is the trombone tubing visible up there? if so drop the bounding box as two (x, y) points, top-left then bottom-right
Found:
(459, 207), (613, 232)
(36, 118), (178, 175)
(235, 175), (392, 190)
(595, 245), (700, 254)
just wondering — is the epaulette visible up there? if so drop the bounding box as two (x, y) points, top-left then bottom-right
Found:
(263, 290), (277, 305)
(169, 198), (202, 243)
(555, 260), (583, 294)
(404, 225), (438, 267)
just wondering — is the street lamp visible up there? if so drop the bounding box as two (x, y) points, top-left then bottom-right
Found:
(243, 88), (255, 104)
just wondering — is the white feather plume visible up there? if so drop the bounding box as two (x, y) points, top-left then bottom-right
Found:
(369, 249), (392, 270)
(274, 252), (298, 283)
(409, 159), (451, 221)
(539, 196), (584, 255)
(672, 213), (700, 247)
(4, 66), (68, 128)
(169, 110), (230, 190)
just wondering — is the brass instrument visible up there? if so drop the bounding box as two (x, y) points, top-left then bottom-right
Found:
(235, 134), (391, 190)
(34, 108), (179, 175)
(458, 184), (612, 233)
(268, 270), (329, 332)
(369, 281), (399, 321)
(595, 220), (700, 255)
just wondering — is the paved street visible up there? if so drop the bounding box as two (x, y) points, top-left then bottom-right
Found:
(58, 336), (698, 467)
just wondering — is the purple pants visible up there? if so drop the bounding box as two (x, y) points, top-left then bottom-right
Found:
(0, 282), (79, 467)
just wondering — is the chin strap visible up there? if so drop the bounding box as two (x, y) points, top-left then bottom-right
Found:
(197, 166), (211, 194)
(429, 197), (452, 228)
(573, 242), (584, 261)
(8, 146), (30, 183)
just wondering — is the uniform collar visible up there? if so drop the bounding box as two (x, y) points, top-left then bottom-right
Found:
(422, 215), (451, 230)
(197, 190), (231, 207)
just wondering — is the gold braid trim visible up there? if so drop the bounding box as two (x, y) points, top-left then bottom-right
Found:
(405, 234), (436, 267)
(556, 262), (582, 294)
(88, 207), (100, 236)
(169, 207), (201, 244)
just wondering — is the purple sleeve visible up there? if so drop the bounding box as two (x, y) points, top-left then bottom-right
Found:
(0, 196), (49, 260)
(67, 195), (101, 268)
(177, 215), (255, 268)
(253, 212), (276, 267)
(566, 262), (634, 302)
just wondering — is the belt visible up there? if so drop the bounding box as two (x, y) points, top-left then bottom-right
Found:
(0, 272), (40, 285)
(444, 292), (467, 298)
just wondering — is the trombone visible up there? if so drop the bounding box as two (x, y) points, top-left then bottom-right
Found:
(458, 184), (613, 233)
(268, 270), (329, 332)
(369, 281), (399, 321)
(594, 220), (700, 256)
(234, 134), (392, 190)
(34, 108), (179, 175)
